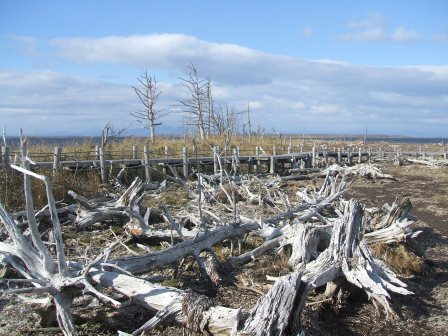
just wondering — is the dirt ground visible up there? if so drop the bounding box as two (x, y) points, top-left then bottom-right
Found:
(340, 163), (448, 336)
(1, 162), (447, 335)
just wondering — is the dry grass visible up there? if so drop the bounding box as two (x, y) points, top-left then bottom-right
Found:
(371, 242), (428, 276)
(8, 134), (439, 163)
(434, 194), (448, 206)
(0, 168), (104, 212)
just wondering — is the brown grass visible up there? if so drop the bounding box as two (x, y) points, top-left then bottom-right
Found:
(0, 168), (104, 212)
(9, 134), (437, 163)
(371, 242), (429, 276)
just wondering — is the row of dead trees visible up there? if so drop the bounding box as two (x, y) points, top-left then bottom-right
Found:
(0, 135), (420, 335)
(131, 63), (262, 143)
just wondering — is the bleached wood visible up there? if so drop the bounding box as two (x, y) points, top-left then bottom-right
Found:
(323, 163), (395, 180)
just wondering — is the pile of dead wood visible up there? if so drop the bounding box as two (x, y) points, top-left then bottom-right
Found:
(405, 157), (448, 168)
(0, 138), (422, 336)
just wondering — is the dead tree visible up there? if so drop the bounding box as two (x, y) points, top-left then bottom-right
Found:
(178, 63), (208, 141)
(205, 77), (215, 137)
(101, 121), (129, 147)
(0, 138), (123, 335)
(131, 70), (166, 142)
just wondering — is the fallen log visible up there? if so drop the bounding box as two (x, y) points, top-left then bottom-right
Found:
(108, 223), (258, 275)
(322, 163), (395, 180)
(69, 177), (149, 231)
(241, 200), (412, 335)
(406, 157), (448, 168)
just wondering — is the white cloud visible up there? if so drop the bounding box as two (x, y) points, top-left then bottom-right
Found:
(392, 27), (420, 42)
(336, 13), (422, 43)
(303, 26), (313, 38)
(434, 33), (448, 41)
(1, 33), (448, 136)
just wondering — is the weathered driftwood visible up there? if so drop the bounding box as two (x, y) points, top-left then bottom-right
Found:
(89, 270), (243, 336)
(107, 175), (352, 276)
(108, 223), (258, 275)
(102, 200), (412, 336)
(406, 157), (448, 168)
(323, 163), (395, 180)
(364, 197), (421, 244)
(241, 200), (412, 335)
(231, 197), (420, 271)
(0, 162), (116, 336)
(70, 177), (149, 231)
(0, 140), (416, 336)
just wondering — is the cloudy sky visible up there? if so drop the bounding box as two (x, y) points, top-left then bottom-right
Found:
(1, 0), (447, 136)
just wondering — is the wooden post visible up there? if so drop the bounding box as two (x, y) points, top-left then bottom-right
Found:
(287, 145), (291, 154)
(443, 147), (447, 160)
(272, 146), (276, 156)
(143, 145), (151, 181)
(53, 146), (62, 174)
(419, 146), (422, 157)
(183, 147), (189, 178)
(213, 146), (219, 174)
(347, 147), (352, 165)
(132, 145), (137, 159)
(236, 146), (240, 157)
(233, 148), (241, 174)
(92, 145), (100, 168)
(358, 147), (362, 164)
(248, 157), (254, 174)
(270, 155), (277, 174)
(337, 148), (341, 164)
(163, 145), (169, 175)
(368, 146), (372, 162)
(312, 146), (316, 168)
(99, 146), (107, 183)
(1, 146), (10, 168)
(300, 143), (304, 152)
(323, 147), (328, 166)
(255, 146), (262, 174)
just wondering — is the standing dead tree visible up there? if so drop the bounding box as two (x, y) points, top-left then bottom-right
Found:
(131, 70), (166, 142)
(243, 102), (252, 140)
(101, 121), (129, 148)
(178, 63), (209, 141)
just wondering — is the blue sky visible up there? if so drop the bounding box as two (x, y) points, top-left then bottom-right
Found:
(1, 0), (447, 136)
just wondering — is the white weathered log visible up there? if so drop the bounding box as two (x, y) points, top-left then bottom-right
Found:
(406, 157), (448, 168)
(364, 197), (419, 244)
(322, 163), (395, 180)
(89, 270), (243, 335)
(70, 177), (149, 231)
(109, 223), (258, 274)
(241, 200), (412, 335)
